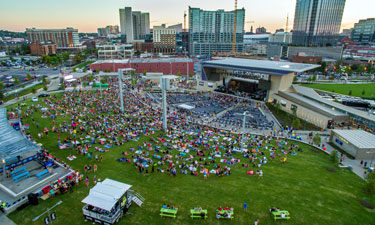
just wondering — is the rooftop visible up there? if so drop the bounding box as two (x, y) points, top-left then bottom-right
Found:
(332, 130), (375, 149)
(93, 58), (193, 64)
(202, 58), (320, 75)
(293, 85), (375, 124)
(0, 108), (40, 159)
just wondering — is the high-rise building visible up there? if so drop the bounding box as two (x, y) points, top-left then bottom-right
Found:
(153, 24), (177, 54)
(97, 28), (107, 37)
(26, 27), (81, 50)
(119, 7), (150, 43)
(351, 18), (375, 44)
(256, 27), (267, 34)
(292, 0), (346, 46)
(189, 7), (245, 57)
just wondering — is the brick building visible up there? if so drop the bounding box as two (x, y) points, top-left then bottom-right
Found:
(153, 25), (176, 54)
(26, 27), (84, 51)
(89, 58), (194, 75)
(29, 42), (56, 56)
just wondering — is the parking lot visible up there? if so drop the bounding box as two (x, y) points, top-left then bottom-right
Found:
(0, 68), (60, 90)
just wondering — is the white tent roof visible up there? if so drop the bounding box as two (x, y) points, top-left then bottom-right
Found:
(178, 104), (195, 110)
(82, 179), (132, 211)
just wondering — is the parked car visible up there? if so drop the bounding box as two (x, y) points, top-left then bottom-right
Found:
(38, 93), (50, 97)
(32, 97), (38, 102)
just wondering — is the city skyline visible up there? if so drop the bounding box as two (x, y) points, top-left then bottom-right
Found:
(0, 0), (374, 33)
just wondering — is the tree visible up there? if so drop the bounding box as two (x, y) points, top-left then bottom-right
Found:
(364, 172), (375, 196)
(312, 75), (317, 82)
(88, 74), (94, 82)
(42, 77), (47, 85)
(27, 73), (32, 81)
(72, 82), (77, 90)
(43, 85), (48, 91)
(348, 90), (352, 96)
(0, 91), (3, 101)
(143, 70), (146, 75)
(82, 82), (87, 88)
(106, 69), (111, 73)
(101, 77), (107, 84)
(275, 102), (281, 112)
(362, 90), (366, 96)
(313, 133), (321, 146)
(292, 118), (301, 129)
(330, 150), (339, 165)
(31, 87), (37, 94)
(0, 81), (4, 90)
(14, 75), (19, 85)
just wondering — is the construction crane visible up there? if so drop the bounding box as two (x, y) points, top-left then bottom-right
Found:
(184, 11), (187, 31)
(232, 0), (238, 55)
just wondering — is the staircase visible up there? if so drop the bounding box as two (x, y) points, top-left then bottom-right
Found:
(129, 189), (145, 207)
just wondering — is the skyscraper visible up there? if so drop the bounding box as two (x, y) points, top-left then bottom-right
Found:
(119, 7), (150, 43)
(292, 0), (346, 46)
(189, 7), (245, 57)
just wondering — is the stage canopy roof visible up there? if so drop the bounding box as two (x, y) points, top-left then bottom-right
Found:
(82, 179), (132, 211)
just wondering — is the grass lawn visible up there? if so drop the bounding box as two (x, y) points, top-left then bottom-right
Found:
(6, 96), (375, 225)
(301, 83), (375, 98)
(4, 83), (45, 102)
(73, 61), (95, 70)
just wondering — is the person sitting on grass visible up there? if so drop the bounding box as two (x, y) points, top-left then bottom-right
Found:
(200, 211), (206, 219)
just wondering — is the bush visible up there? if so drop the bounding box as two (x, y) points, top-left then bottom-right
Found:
(348, 90), (352, 95)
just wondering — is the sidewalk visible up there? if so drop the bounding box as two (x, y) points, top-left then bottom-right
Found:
(0, 213), (17, 225)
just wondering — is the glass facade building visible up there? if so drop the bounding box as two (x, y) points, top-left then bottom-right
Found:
(189, 7), (245, 57)
(292, 0), (346, 46)
(351, 18), (375, 44)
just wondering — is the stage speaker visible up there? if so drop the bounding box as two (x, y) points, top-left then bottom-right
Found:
(28, 193), (39, 206)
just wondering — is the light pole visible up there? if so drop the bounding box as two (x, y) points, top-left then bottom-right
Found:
(160, 77), (169, 132)
(32, 200), (63, 224)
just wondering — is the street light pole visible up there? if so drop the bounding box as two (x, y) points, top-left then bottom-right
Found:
(32, 200), (63, 224)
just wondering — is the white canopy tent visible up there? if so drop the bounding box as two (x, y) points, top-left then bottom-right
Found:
(82, 179), (132, 211)
(178, 104), (195, 110)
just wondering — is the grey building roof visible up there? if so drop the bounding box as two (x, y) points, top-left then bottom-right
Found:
(332, 130), (375, 149)
(0, 108), (40, 159)
(93, 58), (193, 64)
(202, 58), (320, 75)
(293, 85), (375, 125)
(278, 91), (347, 118)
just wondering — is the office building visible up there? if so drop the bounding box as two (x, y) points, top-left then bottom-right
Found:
(292, 0), (346, 46)
(26, 27), (82, 50)
(189, 7), (245, 57)
(153, 25), (176, 54)
(97, 44), (134, 60)
(97, 25), (120, 38)
(351, 18), (375, 44)
(119, 7), (150, 43)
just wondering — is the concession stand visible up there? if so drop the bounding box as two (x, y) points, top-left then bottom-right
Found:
(81, 179), (134, 225)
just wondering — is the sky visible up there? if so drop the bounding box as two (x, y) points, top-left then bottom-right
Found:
(0, 0), (373, 33)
